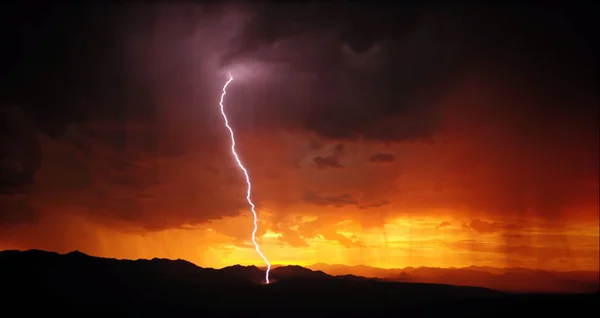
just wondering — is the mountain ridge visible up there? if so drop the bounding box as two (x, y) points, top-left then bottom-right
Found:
(2, 249), (597, 293)
(0, 249), (598, 316)
(308, 262), (599, 293)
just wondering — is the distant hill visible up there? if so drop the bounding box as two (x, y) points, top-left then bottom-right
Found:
(220, 263), (330, 283)
(308, 263), (600, 293)
(0, 250), (597, 317)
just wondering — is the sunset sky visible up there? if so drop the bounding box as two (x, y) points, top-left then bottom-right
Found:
(1, 3), (598, 273)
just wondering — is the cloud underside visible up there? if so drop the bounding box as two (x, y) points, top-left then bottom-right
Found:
(0, 2), (597, 241)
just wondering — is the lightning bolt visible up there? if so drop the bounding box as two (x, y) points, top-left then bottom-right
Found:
(219, 73), (272, 284)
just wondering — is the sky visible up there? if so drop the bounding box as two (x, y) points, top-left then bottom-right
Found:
(0, 2), (598, 272)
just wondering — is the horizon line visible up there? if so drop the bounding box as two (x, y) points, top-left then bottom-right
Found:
(3, 249), (598, 273)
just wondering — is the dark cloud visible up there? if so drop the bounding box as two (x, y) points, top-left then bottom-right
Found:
(313, 156), (343, 169)
(369, 152), (395, 163)
(220, 3), (466, 141)
(302, 191), (389, 213)
(332, 143), (345, 156)
(302, 191), (357, 207)
(3, 2), (597, 143)
(0, 107), (41, 225)
(31, 122), (248, 230)
(0, 2), (597, 230)
(0, 197), (37, 225)
(357, 200), (390, 210)
(0, 3), (244, 229)
(222, 3), (598, 144)
(0, 107), (40, 194)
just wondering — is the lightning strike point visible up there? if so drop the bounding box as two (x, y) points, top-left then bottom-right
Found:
(218, 72), (272, 284)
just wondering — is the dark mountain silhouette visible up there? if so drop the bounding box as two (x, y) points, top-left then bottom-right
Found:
(271, 265), (331, 281)
(308, 263), (600, 293)
(220, 264), (330, 284)
(220, 264), (265, 283)
(0, 250), (597, 317)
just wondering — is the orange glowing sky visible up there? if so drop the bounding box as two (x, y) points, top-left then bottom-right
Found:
(2, 69), (598, 273)
(0, 3), (598, 277)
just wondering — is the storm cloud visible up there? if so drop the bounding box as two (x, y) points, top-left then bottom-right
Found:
(0, 2), (597, 234)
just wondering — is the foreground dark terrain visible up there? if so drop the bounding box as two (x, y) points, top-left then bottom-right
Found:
(0, 250), (597, 317)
